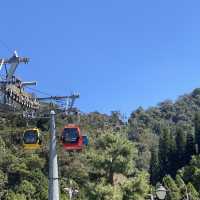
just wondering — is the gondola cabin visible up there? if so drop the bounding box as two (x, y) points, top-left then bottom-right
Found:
(61, 124), (88, 151)
(23, 128), (42, 150)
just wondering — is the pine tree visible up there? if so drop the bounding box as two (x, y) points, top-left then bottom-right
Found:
(149, 147), (160, 185)
(86, 131), (150, 200)
(185, 133), (195, 163)
(163, 175), (181, 200)
(194, 112), (200, 153)
(169, 131), (177, 177)
(187, 182), (199, 200)
(175, 175), (188, 200)
(158, 127), (173, 178)
(175, 128), (186, 169)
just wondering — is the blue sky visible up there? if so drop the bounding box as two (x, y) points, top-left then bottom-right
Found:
(1, 0), (200, 116)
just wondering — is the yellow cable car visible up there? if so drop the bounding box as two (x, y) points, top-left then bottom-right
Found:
(22, 128), (42, 150)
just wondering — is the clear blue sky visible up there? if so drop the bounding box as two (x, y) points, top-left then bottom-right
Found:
(1, 0), (200, 116)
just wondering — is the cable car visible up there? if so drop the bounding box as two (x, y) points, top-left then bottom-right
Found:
(61, 124), (88, 151)
(22, 128), (42, 150)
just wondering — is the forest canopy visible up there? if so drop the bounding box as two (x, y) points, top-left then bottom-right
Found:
(1, 88), (200, 199)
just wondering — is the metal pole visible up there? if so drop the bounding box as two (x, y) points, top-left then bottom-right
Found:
(48, 110), (59, 200)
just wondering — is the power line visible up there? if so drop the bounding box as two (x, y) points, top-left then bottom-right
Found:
(26, 86), (53, 97)
(0, 39), (13, 54)
(26, 87), (69, 109)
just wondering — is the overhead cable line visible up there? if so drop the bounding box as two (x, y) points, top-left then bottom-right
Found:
(0, 39), (13, 54)
(26, 86), (53, 97)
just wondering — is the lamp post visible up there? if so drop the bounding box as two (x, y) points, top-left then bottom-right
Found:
(64, 187), (79, 200)
(155, 185), (167, 200)
(147, 184), (167, 200)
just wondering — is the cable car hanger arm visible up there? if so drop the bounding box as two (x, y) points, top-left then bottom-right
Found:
(37, 94), (80, 101)
(0, 51), (29, 81)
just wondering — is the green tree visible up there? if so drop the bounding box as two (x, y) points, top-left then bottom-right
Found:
(5, 191), (27, 200)
(181, 155), (200, 192)
(25, 154), (46, 170)
(149, 147), (160, 185)
(15, 180), (36, 200)
(163, 175), (181, 200)
(185, 133), (195, 163)
(175, 128), (186, 169)
(175, 174), (188, 200)
(0, 169), (8, 199)
(158, 127), (173, 178)
(28, 169), (48, 200)
(187, 182), (199, 200)
(168, 131), (177, 177)
(87, 132), (137, 185)
(122, 171), (150, 200)
(93, 180), (116, 200)
(194, 112), (200, 153)
(86, 131), (150, 199)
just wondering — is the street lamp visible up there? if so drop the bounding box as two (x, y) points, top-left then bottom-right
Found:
(155, 185), (167, 200)
(147, 185), (167, 200)
(64, 187), (79, 200)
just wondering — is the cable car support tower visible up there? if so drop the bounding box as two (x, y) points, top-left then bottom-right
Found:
(0, 51), (39, 115)
(0, 51), (80, 199)
(42, 94), (79, 200)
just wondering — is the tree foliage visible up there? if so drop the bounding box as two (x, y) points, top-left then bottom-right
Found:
(2, 88), (200, 198)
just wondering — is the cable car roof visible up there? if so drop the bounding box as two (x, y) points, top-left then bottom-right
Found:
(64, 124), (80, 128)
(24, 128), (40, 132)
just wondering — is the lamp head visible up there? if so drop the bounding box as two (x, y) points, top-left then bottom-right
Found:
(156, 185), (167, 200)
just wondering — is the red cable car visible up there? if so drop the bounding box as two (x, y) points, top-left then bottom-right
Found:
(61, 124), (88, 151)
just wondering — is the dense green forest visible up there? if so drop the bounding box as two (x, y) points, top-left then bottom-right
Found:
(1, 89), (200, 199)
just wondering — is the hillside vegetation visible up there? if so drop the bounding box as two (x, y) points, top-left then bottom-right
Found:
(1, 89), (200, 199)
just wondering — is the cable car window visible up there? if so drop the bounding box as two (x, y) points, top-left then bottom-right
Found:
(63, 128), (79, 144)
(23, 130), (38, 144)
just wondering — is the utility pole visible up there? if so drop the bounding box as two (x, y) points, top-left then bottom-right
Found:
(44, 94), (79, 200)
(48, 110), (59, 200)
